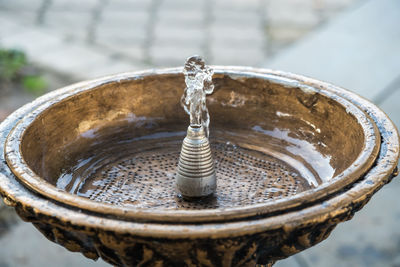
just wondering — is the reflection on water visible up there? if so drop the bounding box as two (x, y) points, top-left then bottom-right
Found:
(252, 125), (335, 183)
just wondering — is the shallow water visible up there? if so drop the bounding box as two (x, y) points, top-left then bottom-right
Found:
(57, 133), (315, 210)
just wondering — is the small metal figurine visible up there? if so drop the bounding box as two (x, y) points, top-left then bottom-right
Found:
(176, 55), (216, 198)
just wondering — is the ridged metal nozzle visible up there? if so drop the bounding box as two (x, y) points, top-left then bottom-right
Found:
(176, 126), (216, 197)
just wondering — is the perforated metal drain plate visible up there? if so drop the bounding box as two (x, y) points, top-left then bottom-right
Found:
(76, 142), (311, 209)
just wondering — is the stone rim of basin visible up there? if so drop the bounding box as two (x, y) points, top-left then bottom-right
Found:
(2, 67), (386, 223)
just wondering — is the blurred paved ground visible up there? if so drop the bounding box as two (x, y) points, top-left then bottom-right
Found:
(2, 0), (400, 266)
(0, 0), (357, 80)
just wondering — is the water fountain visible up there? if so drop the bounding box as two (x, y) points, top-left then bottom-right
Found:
(0, 57), (398, 266)
(176, 55), (216, 198)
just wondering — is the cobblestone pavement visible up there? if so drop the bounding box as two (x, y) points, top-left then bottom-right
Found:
(0, 0), (358, 79)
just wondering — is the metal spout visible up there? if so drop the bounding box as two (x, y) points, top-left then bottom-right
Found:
(176, 125), (216, 197)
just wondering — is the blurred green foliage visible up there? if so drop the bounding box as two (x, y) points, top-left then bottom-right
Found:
(22, 76), (47, 96)
(0, 48), (47, 95)
(0, 49), (27, 80)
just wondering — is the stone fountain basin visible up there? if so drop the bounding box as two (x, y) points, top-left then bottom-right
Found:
(4, 68), (380, 223)
(0, 68), (398, 266)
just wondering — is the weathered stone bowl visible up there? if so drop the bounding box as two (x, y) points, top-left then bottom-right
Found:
(3, 68), (381, 221)
(0, 68), (398, 266)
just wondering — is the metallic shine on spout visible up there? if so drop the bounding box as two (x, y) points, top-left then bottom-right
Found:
(176, 125), (216, 197)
